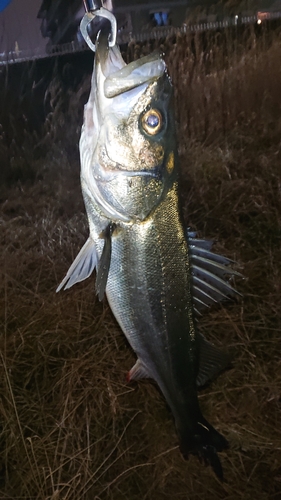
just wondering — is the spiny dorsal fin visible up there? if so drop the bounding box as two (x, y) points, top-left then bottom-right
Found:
(196, 333), (231, 388)
(187, 232), (242, 316)
(126, 359), (150, 382)
(56, 237), (97, 292)
(95, 223), (116, 301)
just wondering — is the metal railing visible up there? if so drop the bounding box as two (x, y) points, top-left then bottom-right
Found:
(1, 10), (281, 66)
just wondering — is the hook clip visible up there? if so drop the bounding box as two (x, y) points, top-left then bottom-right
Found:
(80, 5), (117, 52)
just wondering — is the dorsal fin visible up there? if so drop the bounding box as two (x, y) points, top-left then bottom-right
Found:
(196, 333), (231, 387)
(56, 237), (97, 292)
(187, 232), (243, 316)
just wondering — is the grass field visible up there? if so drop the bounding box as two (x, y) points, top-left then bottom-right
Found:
(0, 23), (281, 499)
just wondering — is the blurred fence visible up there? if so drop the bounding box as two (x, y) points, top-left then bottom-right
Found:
(1, 10), (281, 66)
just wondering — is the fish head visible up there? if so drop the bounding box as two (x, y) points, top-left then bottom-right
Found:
(80, 33), (177, 223)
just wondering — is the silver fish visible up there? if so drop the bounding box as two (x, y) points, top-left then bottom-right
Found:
(57, 33), (241, 479)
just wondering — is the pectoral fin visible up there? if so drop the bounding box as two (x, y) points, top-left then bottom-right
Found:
(56, 237), (97, 292)
(95, 223), (116, 301)
(196, 333), (231, 388)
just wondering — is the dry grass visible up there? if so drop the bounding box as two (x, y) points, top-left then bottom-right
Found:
(0, 24), (281, 499)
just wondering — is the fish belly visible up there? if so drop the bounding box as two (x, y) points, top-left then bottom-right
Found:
(105, 182), (199, 417)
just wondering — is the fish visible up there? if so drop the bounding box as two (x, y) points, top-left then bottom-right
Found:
(57, 32), (242, 479)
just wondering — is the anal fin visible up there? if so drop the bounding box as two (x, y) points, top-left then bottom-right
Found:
(126, 359), (150, 382)
(196, 333), (231, 387)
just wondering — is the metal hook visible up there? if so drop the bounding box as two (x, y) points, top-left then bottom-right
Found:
(80, 6), (117, 52)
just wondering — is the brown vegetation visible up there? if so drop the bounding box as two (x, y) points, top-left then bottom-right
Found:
(0, 24), (281, 499)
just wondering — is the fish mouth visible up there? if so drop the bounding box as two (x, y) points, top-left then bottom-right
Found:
(97, 146), (162, 182)
(96, 32), (166, 98)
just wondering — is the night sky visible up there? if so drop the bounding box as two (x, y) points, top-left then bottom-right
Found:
(0, 0), (45, 54)
(0, 1), (274, 56)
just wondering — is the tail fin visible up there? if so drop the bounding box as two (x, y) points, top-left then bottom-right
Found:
(178, 419), (228, 480)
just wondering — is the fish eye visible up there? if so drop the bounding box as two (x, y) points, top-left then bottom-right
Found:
(141, 109), (163, 136)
